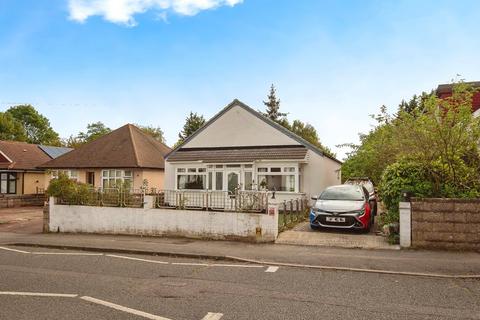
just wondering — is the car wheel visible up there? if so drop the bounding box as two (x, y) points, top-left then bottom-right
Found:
(310, 224), (321, 231)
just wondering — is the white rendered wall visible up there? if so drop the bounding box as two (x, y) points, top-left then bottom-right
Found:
(49, 196), (279, 242)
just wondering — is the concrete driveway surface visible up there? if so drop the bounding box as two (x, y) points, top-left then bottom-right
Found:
(276, 220), (394, 250)
(0, 207), (43, 234)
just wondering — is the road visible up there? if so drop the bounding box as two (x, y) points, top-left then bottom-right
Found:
(0, 246), (479, 320)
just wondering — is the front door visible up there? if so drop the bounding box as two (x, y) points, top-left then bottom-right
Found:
(86, 172), (95, 186)
(226, 171), (240, 194)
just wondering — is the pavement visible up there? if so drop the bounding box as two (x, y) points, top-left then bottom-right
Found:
(1, 232), (479, 277)
(1, 245), (479, 320)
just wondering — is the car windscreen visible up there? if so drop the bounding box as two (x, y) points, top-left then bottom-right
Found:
(346, 180), (374, 193)
(319, 186), (365, 201)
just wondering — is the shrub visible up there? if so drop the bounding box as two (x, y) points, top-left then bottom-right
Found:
(378, 159), (434, 227)
(47, 173), (94, 204)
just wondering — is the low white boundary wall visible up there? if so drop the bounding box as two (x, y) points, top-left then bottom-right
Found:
(48, 196), (279, 242)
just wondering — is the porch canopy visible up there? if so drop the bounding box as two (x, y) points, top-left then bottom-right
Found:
(167, 146), (308, 163)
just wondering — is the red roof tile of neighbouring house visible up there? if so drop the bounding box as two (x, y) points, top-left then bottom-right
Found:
(0, 141), (62, 171)
(436, 82), (480, 113)
(39, 124), (171, 169)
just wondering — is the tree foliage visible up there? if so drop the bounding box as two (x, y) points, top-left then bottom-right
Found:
(136, 125), (166, 143)
(77, 121), (111, 143)
(262, 84), (287, 122)
(0, 112), (27, 142)
(341, 81), (480, 225)
(177, 112), (206, 146)
(5, 105), (60, 145)
(261, 85), (336, 158)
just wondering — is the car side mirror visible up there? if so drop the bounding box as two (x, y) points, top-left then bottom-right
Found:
(311, 196), (318, 201)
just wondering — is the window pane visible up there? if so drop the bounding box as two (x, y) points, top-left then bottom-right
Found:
(0, 180), (7, 193)
(177, 168), (186, 173)
(227, 172), (239, 193)
(102, 170), (108, 177)
(70, 170), (78, 178)
(284, 167), (296, 172)
(109, 170), (115, 177)
(282, 175), (296, 192)
(177, 174), (205, 190)
(244, 172), (253, 190)
(215, 165), (223, 169)
(244, 164), (253, 168)
(187, 168), (196, 173)
(226, 164), (240, 168)
(208, 172), (212, 190)
(257, 168), (268, 173)
(8, 180), (16, 194)
(198, 168), (206, 173)
(124, 170), (132, 177)
(9, 173), (16, 180)
(215, 172), (223, 191)
(1, 173), (7, 180)
(270, 167), (281, 173)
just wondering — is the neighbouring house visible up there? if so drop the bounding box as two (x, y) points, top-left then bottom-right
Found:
(0, 141), (72, 195)
(39, 124), (171, 191)
(164, 99), (342, 202)
(436, 81), (480, 117)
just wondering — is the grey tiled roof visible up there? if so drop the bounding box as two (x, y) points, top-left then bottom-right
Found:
(167, 146), (308, 163)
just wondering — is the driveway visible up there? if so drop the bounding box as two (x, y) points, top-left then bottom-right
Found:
(276, 218), (397, 250)
(0, 207), (43, 234)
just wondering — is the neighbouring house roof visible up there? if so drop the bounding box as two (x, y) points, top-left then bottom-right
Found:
(167, 146), (309, 163)
(436, 82), (480, 113)
(39, 124), (171, 169)
(38, 145), (73, 159)
(167, 99), (342, 164)
(0, 141), (54, 171)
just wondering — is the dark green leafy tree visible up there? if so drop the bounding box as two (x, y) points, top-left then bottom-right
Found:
(136, 125), (166, 143)
(6, 105), (60, 145)
(176, 112), (206, 146)
(262, 84), (287, 123)
(0, 112), (27, 142)
(77, 122), (111, 143)
(290, 120), (336, 158)
(261, 85), (336, 158)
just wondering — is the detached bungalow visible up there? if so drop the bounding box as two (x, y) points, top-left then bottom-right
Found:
(0, 141), (71, 195)
(165, 99), (342, 201)
(39, 124), (171, 191)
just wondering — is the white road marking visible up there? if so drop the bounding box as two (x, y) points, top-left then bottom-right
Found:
(0, 291), (77, 298)
(201, 312), (224, 320)
(0, 246), (30, 254)
(210, 263), (263, 268)
(171, 262), (210, 266)
(106, 254), (168, 264)
(80, 296), (172, 320)
(31, 252), (103, 256)
(265, 266), (279, 273)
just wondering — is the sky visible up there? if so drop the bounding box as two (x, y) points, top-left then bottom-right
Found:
(0, 0), (479, 159)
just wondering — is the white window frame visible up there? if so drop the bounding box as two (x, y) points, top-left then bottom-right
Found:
(101, 169), (133, 189)
(51, 170), (78, 181)
(255, 164), (299, 193)
(175, 166), (207, 190)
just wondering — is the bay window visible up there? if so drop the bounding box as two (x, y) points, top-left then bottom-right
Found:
(257, 166), (297, 192)
(177, 168), (206, 190)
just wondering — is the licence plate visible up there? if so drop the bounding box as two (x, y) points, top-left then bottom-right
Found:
(326, 217), (346, 223)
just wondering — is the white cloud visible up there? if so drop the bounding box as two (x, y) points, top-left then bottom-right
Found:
(68, 0), (243, 26)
